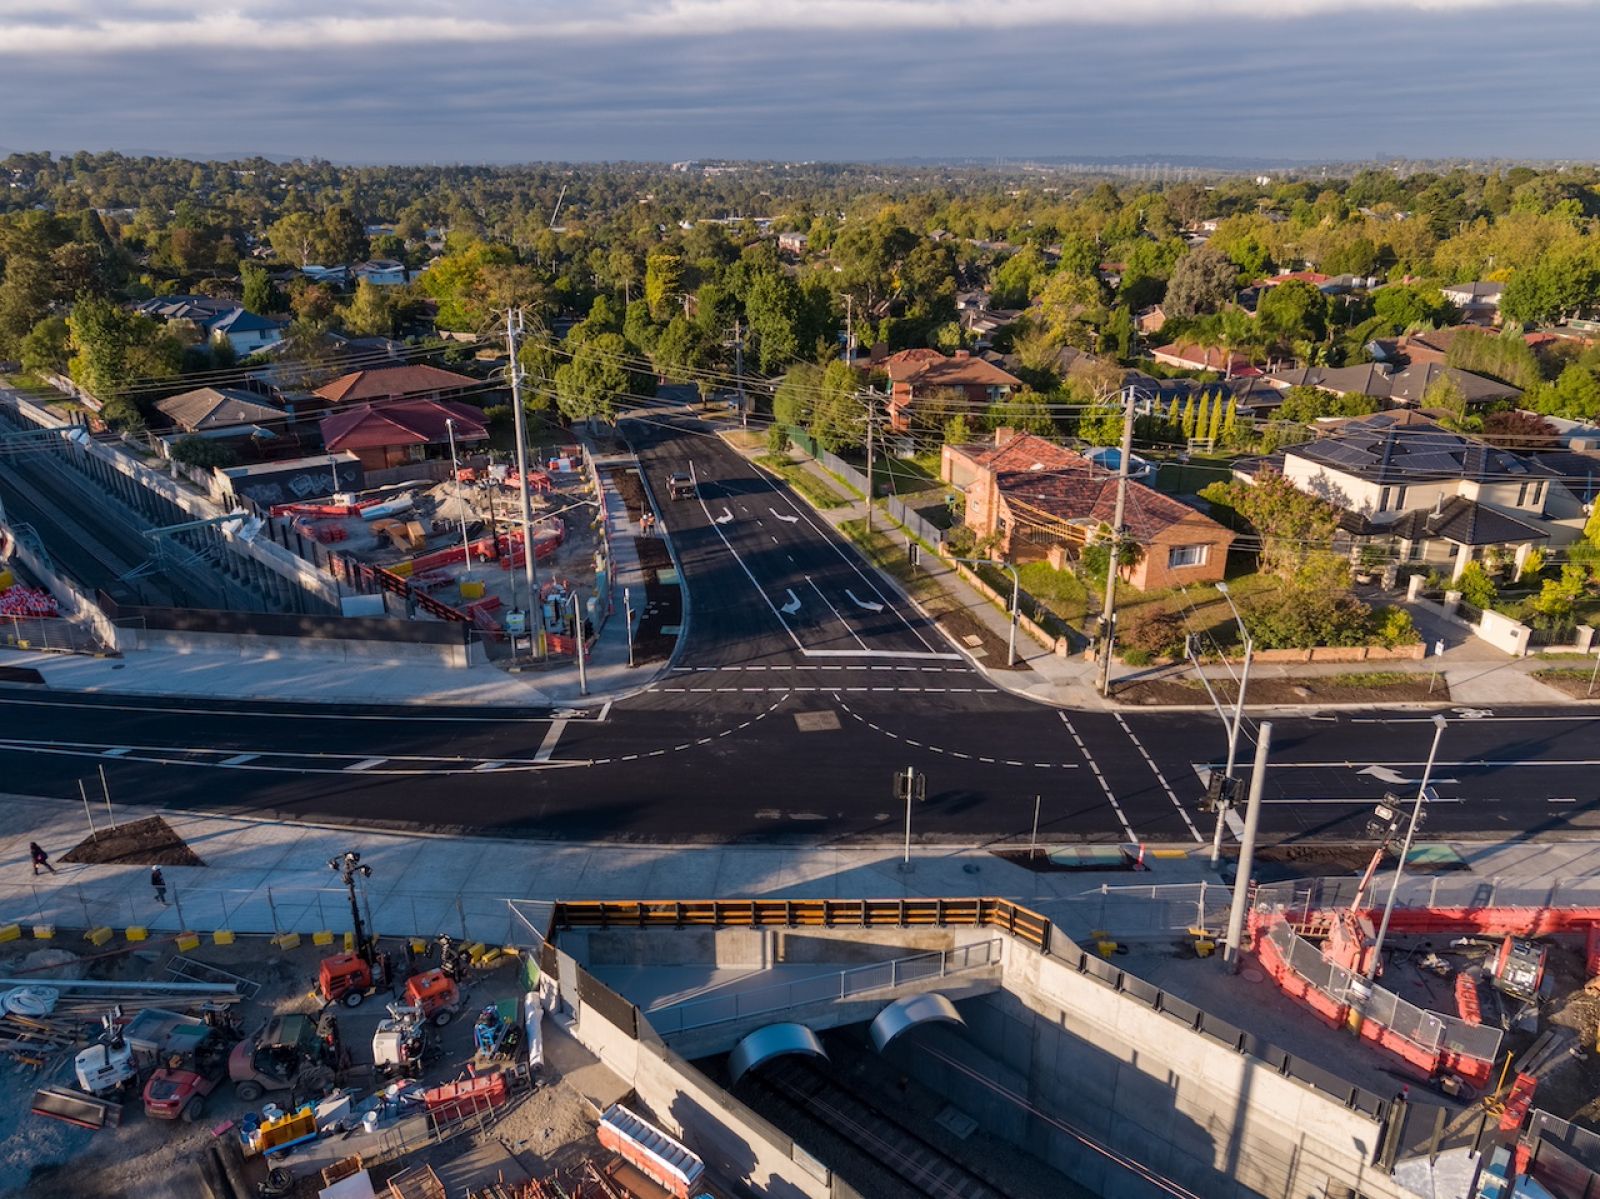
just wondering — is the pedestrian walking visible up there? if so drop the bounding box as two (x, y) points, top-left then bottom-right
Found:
(29, 843), (55, 876)
(151, 866), (167, 906)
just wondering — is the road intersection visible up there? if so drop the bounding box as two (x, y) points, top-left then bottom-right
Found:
(1, 410), (1598, 846)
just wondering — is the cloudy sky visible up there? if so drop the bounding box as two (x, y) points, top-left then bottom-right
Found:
(0, 0), (1596, 163)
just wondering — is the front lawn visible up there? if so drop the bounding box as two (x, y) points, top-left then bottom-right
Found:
(757, 454), (848, 509)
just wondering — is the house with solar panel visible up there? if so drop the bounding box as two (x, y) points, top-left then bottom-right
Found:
(1275, 412), (1586, 580)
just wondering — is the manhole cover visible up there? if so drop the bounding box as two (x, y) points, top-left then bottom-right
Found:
(794, 711), (841, 733)
(1242, 968), (1264, 983)
(963, 635), (983, 648)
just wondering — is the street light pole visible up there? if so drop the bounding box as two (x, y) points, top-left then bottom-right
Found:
(1223, 720), (1272, 971)
(1365, 715), (1448, 982)
(1209, 581), (1255, 868)
(949, 556), (1021, 666)
(506, 308), (543, 659)
(446, 418), (472, 578)
(1095, 386), (1137, 696)
(571, 590), (589, 696)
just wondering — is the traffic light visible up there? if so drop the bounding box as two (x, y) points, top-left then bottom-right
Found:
(1201, 773), (1240, 814)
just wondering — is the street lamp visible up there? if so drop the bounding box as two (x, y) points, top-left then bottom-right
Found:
(948, 556), (1021, 667)
(328, 850), (373, 962)
(1365, 715), (1448, 981)
(1209, 581), (1255, 868)
(445, 418), (472, 578)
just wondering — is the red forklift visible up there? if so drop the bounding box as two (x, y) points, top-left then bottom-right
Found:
(315, 851), (393, 1008)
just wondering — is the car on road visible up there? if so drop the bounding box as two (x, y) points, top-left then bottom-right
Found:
(667, 472), (695, 500)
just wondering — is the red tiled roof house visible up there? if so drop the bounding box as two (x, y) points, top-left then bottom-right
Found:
(319, 399), (488, 470)
(942, 431), (1234, 590)
(313, 363), (481, 406)
(885, 349), (1021, 432)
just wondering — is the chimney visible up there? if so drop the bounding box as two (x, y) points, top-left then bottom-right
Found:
(994, 426), (1018, 446)
(954, 349), (970, 359)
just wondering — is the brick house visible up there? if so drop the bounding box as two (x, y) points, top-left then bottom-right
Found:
(884, 349), (1021, 431)
(319, 399), (488, 471)
(942, 431), (1234, 590)
(313, 363), (481, 406)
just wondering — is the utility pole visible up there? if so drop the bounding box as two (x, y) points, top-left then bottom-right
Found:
(1095, 387), (1137, 696)
(733, 318), (746, 428)
(572, 590), (589, 696)
(843, 294), (854, 367)
(506, 309), (543, 659)
(1365, 716), (1448, 982)
(1223, 720), (1271, 971)
(864, 390), (877, 533)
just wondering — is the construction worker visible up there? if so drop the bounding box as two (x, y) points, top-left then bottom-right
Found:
(150, 867), (168, 906)
(29, 843), (55, 876)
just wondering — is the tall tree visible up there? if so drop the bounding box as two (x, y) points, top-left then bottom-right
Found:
(1164, 245), (1239, 317)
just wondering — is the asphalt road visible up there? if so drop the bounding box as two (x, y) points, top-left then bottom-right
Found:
(3, 410), (1599, 845)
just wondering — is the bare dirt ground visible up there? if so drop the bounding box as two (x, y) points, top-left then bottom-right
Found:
(61, 815), (204, 868)
(1114, 672), (1451, 706)
(0, 930), (590, 1199)
(1534, 669), (1600, 701)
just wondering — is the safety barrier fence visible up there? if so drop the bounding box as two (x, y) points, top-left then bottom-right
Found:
(1260, 875), (1600, 933)
(550, 897), (1052, 951)
(644, 938), (1004, 1036)
(1257, 916), (1500, 1085)
(1052, 881), (1236, 939)
(0, 878), (552, 948)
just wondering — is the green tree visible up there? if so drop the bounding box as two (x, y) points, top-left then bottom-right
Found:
(1257, 279), (1329, 344)
(1199, 475), (1338, 579)
(1528, 365), (1600, 421)
(19, 315), (71, 375)
(321, 205), (368, 265)
(169, 436), (237, 469)
(1373, 283), (1451, 330)
(66, 294), (181, 409)
(773, 363), (822, 431)
(1455, 560), (1498, 610)
(554, 331), (635, 426)
(643, 251), (684, 322)
(267, 211), (326, 267)
(340, 280), (398, 338)
(1164, 244), (1239, 317)
(240, 262), (279, 314)
(809, 359), (866, 453)
(1031, 271), (1105, 348)
(744, 272), (805, 373)
(653, 315), (708, 386)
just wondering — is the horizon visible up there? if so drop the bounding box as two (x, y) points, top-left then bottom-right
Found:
(1, 1), (1598, 163)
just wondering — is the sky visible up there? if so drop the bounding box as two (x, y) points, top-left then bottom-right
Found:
(0, 0), (1597, 164)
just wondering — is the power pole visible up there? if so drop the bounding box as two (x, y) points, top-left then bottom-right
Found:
(1095, 387), (1137, 695)
(1223, 720), (1271, 972)
(864, 389), (877, 534)
(843, 294), (854, 367)
(733, 318), (746, 428)
(506, 308), (543, 659)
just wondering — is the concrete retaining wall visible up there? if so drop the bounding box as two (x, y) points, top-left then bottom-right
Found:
(0, 521), (127, 650)
(558, 948), (840, 1199)
(571, 926), (989, 969)
(955, 948), (1407, 1199)
(127, 626), (476, 668)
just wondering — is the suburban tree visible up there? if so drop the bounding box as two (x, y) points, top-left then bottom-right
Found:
(1164, 245), (1240, 317)
(1198, 474), (1339, 579)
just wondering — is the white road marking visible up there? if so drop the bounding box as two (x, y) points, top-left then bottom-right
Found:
(473, 761), (507, 772)
(218, 753), (258, 766)
(0, 695), (571, 724)
(346, 758), (387, 772)
(102, 747), (131, 757)
(770, 509), (799, 524)
(845, 589), (884, 613)
(716, 508), (734, 524)
(781, 589), (802, 615)
(1114, 715), (1202, 841)
(1059, 713), (1135, 840)
(534, 719), (569, 762)
(807, 577), (868, 650)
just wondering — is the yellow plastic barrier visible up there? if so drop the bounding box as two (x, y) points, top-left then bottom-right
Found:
(0, 569), (13, 590)
(0, 923), (20, 943)
(85, 927), (113, 947)
(312, 930), (334, 947)
(409, 938), (428, 955)
(213, 929), (235, 946)
(272, 932), (301, 950)
(31, 925), (54, 940)
(125, 927), (148, 943)
(1095, 938), (1119, 959)
(175, 932), (201, 952)
(460, 580), (485, 600)
(343, 930), (355, 952)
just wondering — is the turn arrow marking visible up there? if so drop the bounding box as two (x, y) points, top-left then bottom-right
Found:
(770, 509), (799, 524)
(781, 590), (802, 615)
(1359, 765), (1459, 785)
(716, 508), (734, 525)
(845, 589), (884, 613)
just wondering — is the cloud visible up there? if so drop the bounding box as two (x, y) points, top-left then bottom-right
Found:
(0, 0), (1588, 55)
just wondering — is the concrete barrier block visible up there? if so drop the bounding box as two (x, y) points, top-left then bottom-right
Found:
(31, 924), (54, 939)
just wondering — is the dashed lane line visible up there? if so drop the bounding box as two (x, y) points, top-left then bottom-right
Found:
(832, 697), (1078, 770)
(1113, 714), (1203, 841)
(1057, 713), (1136, 841)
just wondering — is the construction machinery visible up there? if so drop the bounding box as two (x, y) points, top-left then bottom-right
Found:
(315, 850), (392, 1008)
(143, 1024), (238, 1121)
(73, 1007), (196, 1099)
(372, 1004), (438, 1080)
(402, 968), (464, 1027)
(228, 1013), (334, 1102)
(1490, 936), (1549, 1002)
(473, 999), (521, 1063)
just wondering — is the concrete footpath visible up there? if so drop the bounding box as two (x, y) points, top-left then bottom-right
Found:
(4, 790), (1598, 948)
